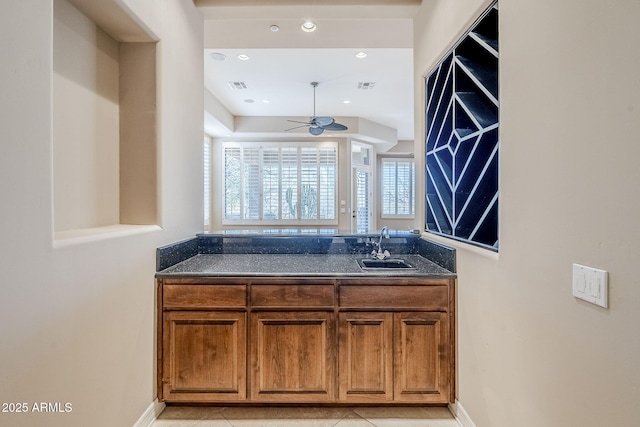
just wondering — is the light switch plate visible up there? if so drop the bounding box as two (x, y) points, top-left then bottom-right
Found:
(572, 263), (608, 308)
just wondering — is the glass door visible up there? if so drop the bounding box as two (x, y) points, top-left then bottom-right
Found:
(352, 168), (371, 233)
(351, 142), (373, 233)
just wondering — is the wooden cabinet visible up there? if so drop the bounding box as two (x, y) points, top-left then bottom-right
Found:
(338, 312), (394, 402)
(251, 311), (335, 402)
(158, 276), (455, 405)
(159, 281), (247, 402)
(162, 311), (246, 402)
(338, 284), (452, 404)
(250, 282), (335, 402)
(393, 311), (450, 403)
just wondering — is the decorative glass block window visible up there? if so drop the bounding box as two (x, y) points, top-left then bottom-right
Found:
(382, 158), (415, 217)
(223, 142), (337, 224)
(425, 2), (499, 251)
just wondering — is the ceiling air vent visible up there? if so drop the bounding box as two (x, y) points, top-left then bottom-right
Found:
(358, 82), (376, 90)
(227, 81), (248, 90)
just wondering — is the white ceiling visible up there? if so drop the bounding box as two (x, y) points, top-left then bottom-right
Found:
(199, 1), (418, 142)
(204, 48), (414, 139)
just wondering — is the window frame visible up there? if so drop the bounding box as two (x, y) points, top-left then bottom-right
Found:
(220, 140), (339, 226)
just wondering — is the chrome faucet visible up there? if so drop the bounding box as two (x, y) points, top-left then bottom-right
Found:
(371, 226), (391, 259)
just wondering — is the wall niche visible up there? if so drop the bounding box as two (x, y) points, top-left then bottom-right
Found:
(424, 2), (499, 251)
(53, 0), (158, 241)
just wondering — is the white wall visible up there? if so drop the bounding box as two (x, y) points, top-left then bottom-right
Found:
(414, 1), (640, 426)
(0, 1), (203, 426)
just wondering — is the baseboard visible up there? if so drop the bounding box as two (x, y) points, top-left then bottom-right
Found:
(449, 400), (477, 427)
(132, 399), (165, 427)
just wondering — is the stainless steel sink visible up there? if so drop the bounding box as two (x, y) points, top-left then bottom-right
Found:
(357, 258), (415, 270)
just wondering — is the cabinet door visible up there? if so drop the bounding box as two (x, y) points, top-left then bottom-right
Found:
(162, 311), (246, 402)
(250, 311), (335, 402)
(338, 312), (393, 402)
(393, 312), (450, 403)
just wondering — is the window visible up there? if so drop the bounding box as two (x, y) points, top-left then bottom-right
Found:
(223, 142), (337, 224)
(381, 158), (415, 217)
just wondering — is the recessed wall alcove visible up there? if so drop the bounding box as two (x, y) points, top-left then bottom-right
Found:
(53, 0), (158, 243)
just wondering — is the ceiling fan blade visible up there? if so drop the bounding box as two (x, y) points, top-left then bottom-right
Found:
(320, 122), (348, 131)
(312, 116), (334, 127)
(309, 126), (324, 135)
(284, 124), (311, 132)
(287, 119), (312, 125)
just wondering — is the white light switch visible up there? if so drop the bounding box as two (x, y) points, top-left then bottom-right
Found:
(572, 263), (608, 308)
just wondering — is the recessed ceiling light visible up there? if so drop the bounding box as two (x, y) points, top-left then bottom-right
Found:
(209, 52), (226, 61)
(355, 51), (367, 59)
(262, 99), (270, 104)
(343, 100), (352, 104)
(238, 54), (250, 61)
(301, 21), (317, 32)
(270, 25), (280, 32)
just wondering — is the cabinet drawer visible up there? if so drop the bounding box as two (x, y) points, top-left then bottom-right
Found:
(340, 285), (448, 311)
(163, 284), (246, 309)
(251, 284), (334, 309)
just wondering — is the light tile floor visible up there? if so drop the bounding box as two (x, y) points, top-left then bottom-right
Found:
(151, 406), (461, 427)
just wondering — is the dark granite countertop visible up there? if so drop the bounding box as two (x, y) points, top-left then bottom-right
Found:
(156, 253), (455, 278)
(156, 230), (456, 279)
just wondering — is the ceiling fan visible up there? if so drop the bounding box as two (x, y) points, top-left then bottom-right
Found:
(285, 82), (348, 135)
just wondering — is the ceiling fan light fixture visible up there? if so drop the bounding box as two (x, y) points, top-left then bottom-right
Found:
(312, 116), (334, 127)
(301, 21), (317, 32)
